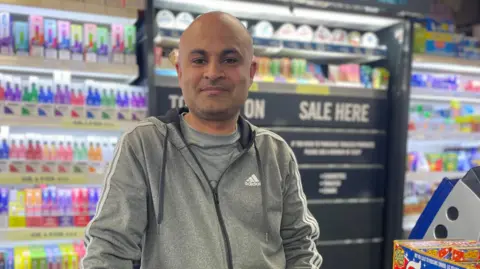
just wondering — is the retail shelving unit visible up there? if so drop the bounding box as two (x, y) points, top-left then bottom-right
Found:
(403, 53), (480, 237)
(146, 0), (417, 268)
(0, 0), (144, 261)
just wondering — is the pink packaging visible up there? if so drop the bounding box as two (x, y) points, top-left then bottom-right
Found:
(111, 24), (124, 63)
(57, 20), (71, 60)
(29, 15), (44, 56)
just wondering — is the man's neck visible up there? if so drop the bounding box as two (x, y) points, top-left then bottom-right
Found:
(184, 113), (237, 135)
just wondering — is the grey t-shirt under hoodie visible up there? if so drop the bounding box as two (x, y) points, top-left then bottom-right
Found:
(180, 114), (242, 189)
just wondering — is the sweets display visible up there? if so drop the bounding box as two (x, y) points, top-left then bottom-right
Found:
(0, 74), (147, 121)
(394, 240), (480, 269)
(0, 12), (136, 64)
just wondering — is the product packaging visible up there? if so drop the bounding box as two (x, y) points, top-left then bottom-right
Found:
(70, 24), (83, 61)
(84, 24), (97, 62)
(29, 15), (44, 57)
(58, 20), (71, 60)
(111, 24), (124, 63)
(97, 27), (109, 63)
(13, 22), (29, 56)
(124, 25), (136, 64)
(394, 240), (480, 269)
(44, 19), (58, 59)
(0, 12), (13, 55)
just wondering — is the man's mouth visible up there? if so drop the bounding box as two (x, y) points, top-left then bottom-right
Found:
(200, 86), (228, 94)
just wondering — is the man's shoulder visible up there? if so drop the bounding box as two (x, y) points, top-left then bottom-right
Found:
(253, 127), (294, 159)
(122, 117), (161, 144)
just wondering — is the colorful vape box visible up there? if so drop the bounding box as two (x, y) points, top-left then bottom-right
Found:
(14, 247), (31, 269)
(124, 25), (136, 64)
(0, 12), (13, 55)
(58, 189), (73, 227)
(21, 76), (39, 117)
(8, 190), (26, 228)
(97, 27), (109, 63)
(111, 24), (124, 63)
(84, 23), (97, 62)
(30, 246), (47, 269)
(70, 24), (83, 61)
(44, 19), (58, 59)
(29, 15), (44, 57)
(452, 246), (480, 262)
(5, 76), (23, 116)
(13, 22), (29, 56)
(37, 80), (55, 118)
(58, 20), (71, 60)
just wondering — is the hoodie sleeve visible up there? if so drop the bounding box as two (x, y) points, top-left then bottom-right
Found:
(81, 134), (147, 269)
(281, 157), (322, 269)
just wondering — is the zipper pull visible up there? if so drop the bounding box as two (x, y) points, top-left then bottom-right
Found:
(213, 191), (219, 204)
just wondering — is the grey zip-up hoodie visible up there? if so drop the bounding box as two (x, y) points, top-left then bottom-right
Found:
(82, 108), (322, 269)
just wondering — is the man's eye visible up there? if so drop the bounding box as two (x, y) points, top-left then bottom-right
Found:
(192, 59), (206, 65)
(224, 58), (238, 64)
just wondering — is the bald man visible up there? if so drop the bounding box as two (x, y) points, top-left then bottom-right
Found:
(82, 12), (322, 269)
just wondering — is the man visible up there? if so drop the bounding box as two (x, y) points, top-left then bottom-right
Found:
(82, 11), (322, 269)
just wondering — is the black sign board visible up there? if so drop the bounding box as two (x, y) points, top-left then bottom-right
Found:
(300, 168), (385, 199)
(274, 130), (387, 164)
(157, 87), (388, 130)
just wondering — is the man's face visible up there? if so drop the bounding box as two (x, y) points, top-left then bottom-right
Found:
(176, 17), (256, 121)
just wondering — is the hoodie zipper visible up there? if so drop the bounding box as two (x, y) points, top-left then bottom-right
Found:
(185, 141), (254, 269)
(212, 188), (234, 269)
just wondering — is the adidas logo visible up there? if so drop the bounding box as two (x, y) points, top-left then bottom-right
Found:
(245, 174), (261, 187)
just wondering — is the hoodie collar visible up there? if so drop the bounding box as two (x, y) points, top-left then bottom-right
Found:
(157, 107), (254, 149)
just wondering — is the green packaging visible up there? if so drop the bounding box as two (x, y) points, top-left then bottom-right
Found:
(124, 25), (136, 54)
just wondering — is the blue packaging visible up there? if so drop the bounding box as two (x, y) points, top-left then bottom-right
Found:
(13, 22), (28, 55)
(411, 73), (428, 88)
(428, 74), (459, 90)
(44, 19), (58, 59)
(360, 65), (373, 88)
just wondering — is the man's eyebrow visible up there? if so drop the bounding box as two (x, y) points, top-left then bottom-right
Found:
(221, 48), (241, 56)
(189, 49), (207, 56)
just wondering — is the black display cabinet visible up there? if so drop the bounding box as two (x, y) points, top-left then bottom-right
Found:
(141, 0), (419, 268)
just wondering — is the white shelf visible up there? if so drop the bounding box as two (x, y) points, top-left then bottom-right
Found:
(413, 54), (480, 75)
(409, 130), (480, 141)
(0, 115), (139, 132)
(406, 171), (466, 182)
(156, 28), (387, 63)
(410, 87), (480, 104)
(0, 55), (138, 83)
(0, 1), (137, 23)
(0, 227), (84, 242)
(0, 172), (103, 185)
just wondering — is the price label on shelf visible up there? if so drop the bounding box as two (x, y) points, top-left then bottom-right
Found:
(2, 227), (85, 242)
(61, 119), (120, 130)
(249, 82), (259, 92)
(0, 173), (88, 184)
(295, 85), (330, 95)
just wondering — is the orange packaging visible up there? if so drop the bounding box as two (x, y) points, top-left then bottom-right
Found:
(280, 58), (291, 78)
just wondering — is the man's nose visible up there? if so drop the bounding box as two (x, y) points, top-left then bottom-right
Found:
(203, 61), (225, 81)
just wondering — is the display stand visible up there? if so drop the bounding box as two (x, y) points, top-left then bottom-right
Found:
(0, 0), (145, 265)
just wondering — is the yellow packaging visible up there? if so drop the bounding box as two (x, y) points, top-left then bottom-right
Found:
(9, 190), (26, 227)
(14, 246), (32, 269)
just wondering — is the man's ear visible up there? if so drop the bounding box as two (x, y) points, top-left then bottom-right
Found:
(175, 62), (182, 79)
(249, 58), (257, 80)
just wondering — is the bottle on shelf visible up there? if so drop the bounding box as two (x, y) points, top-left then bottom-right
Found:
(34, 140), (42, 160)
(0, 139), (9, 159)
(64, 84), (71, 105)
(50, 141), (57, 161)
(95, 143), (103, 162)
(57, 142), (66, 161)
(18, 140), (26, 160)
(8, 140), (17, 160)
(26, 140), (35, 160)
(42, 141), (50, 161)
(31, 82), (39, 103)
(88, 142), (95, 161)
(46, 86), (54, 103)
(66, 142), (73, 161)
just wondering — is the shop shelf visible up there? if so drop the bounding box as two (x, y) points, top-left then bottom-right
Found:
(0, 115), (139, 132)
(0, 172), (103, 185)
(156, 27), (387, 64)
(0, 1), (137, 23)
(155, 69), (388, 98)
(0, 55), (138, 83)
(413, 54), (480, 75)
(0, 227), (84, 242)
(406, 171), (466, 182)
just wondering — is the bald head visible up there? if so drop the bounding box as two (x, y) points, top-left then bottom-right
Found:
(178, 12), (253, 64)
